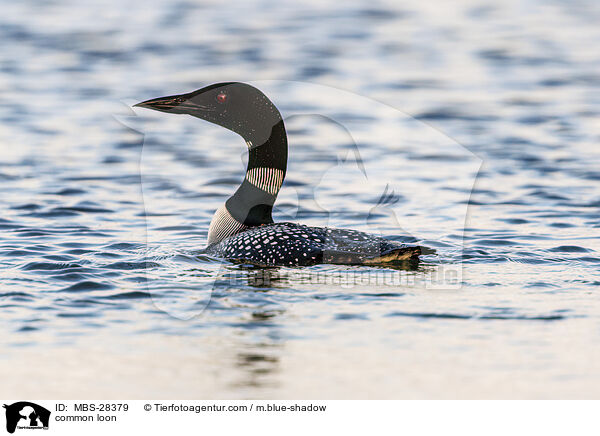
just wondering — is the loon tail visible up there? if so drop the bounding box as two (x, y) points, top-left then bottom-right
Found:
(322, 246), (421, 265)
(362, 246), (421, 265)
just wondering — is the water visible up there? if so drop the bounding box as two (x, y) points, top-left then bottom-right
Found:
(1, 0), (599, 398)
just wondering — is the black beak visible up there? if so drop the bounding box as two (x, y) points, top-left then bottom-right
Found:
(133, 94), (186, 113)
(134, 93), (215, 114)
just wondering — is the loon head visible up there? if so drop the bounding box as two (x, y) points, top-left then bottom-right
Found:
(134, 82), (283, 145)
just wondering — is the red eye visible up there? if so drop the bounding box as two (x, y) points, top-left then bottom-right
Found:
(216, 92), (227, 103)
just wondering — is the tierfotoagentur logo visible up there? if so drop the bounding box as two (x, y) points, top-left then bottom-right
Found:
(3, 402), (50, 434)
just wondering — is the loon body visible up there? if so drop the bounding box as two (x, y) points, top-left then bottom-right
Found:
(135, 82), (421, 266)
(206, 222), (420, 267)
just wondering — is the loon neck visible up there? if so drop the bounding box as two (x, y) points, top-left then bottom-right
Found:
(208, 120), (287, 245)
(245, 120), (288, 173)
(228, 120), (288, 224)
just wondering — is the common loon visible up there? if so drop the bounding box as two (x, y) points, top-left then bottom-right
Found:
(135, 82), (422, 266)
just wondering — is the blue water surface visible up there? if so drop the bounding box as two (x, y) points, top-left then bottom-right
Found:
(0, 0), (599, 398)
